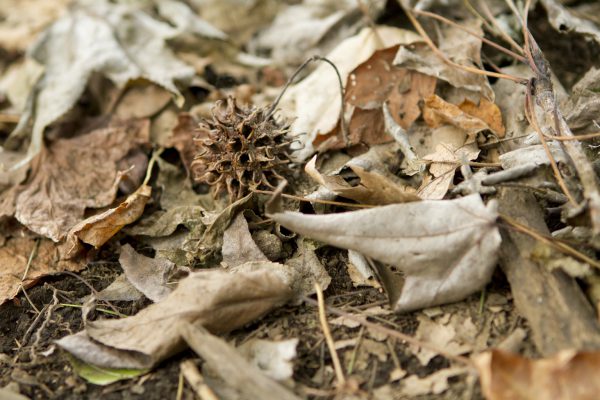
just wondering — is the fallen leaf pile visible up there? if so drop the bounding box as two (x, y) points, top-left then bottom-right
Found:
(2, 0), (600, 399)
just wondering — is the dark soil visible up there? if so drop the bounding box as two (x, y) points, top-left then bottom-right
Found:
(0, 246), (530, 399)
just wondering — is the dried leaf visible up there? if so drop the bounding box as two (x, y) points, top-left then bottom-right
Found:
(237, 338), (298, 381)
(400, 367), (467, 397)
(346, 46), (436, 129)
(180, 323), (302, 400)
(394, 20), (494, 101)
(7, 0), (197, 169)
(474, 349), (600, 400)
(0, 0), (70, 52)
(9, 119), (149, 241)
(423, 95), (494, 140)
(67, 185), (152, 250)
(250, 0), (385, 66)
(222, 213), (269, 267)
(565, 67), (600, 133)
(268, 194), (500, 311)
(409, 314), (473, 366)
(183, 193), (254, 264)
(284, 239), (331, 298)
(305, 156), (420, 205)
(0, 236), (84, 304)
(57, 264), (293, 369)
(458, 98), (505, 138)
(418, 142), (480, 200)
(114, 84), (173, 120)
(119, 244), (181, 302)
(283, 26), (423, 160)
(541, 0), (600, 46)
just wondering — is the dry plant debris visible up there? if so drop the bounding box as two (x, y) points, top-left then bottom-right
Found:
(3, 0), (600, 399)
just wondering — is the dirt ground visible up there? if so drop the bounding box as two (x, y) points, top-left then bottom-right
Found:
(0, 247), (533, 399)
(2, 1), (600, 399)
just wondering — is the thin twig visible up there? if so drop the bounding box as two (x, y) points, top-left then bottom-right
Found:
(544, 131), (600, 142)
(19, 239), (41, 314)
(252, 188), (374, 208)
(402, 5), (526, 84)
(180, 360), (219, 400)
(267, 56), (348, 145)
(524, 81), (577, 205)
(414, 9), (526, 62)
(315, 283), (346, 387)
(303, 295), (475, 369)
(478, 0), (525, 54)
(500, 214), (600, 269)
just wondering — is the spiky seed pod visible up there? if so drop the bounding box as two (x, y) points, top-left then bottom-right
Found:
(191, 97), (294, 201)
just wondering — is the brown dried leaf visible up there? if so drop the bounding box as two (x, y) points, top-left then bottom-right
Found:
(11, 119), (149, 241)
(458, 98), (505, 138)
(423, 95), (491, 140)
(68, 184), (152, 250)
(165, 113), (198, 176)
(316, 44), (436, 152)
(474, 349), (600, 400)
(393, 20), (494, 101)
(0, 236), (84, 304)
(305, 156), (420, 205)
(57, 264), (293, 369)
(346, 46), (407, 110)
(283, 26), (422, 160)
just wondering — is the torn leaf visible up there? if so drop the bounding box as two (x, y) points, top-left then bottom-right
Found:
(9, 119), (149, 242)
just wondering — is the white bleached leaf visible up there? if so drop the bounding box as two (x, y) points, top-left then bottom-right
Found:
(7, 0), (195, 171)
(237, 338), (298, 381)
(268, 194), (500, 311)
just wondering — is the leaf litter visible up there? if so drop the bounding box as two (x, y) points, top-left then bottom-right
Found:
(3, 0), (600, 399)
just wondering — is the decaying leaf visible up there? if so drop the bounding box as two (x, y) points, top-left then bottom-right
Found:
(119, 244), (182, 303)
(305, 155), (420, 205)
(237, 338), (298, 381)
(418, 142), (480, 200)
(268, 194), (500, 311)
(57, 264), (293, 370)
(393, 19), (494, 101)
(422, 95), (499, 140)
(181, 323), (302, 400)
(474, 349), (600, 400)
(222, 212), (269, 267)
(282, 26), (423, 160)
(67, 184), (152, 250)
(6, 0), (212, 171)
(0, 236), (84, 305)
(7, 119), (149, 242)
